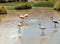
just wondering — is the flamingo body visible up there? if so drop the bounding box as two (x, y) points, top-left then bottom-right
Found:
(20, 16), (25, 19)
(51, 17), (59, 24)
(24, 14), (29, 17)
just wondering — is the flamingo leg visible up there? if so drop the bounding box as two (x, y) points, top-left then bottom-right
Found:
(41, 30), (45, 36)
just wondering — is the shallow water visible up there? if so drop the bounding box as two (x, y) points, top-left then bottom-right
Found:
(0, 7), (60, 44)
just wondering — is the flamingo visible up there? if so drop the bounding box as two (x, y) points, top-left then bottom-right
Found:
(18, 23), (22, 33)
(51, 17), (59, 28)
(18, 23), (23, 41)
(51, 17), (59, 24)
(39, 23), (46, 36)
(20, 15), (25, 19)
(39, 23), (46, 30)
(51, 17), (59, 32)
(24, 14), (29, 21)
(19, 14), (29, 23)
(20, 14), (29, 19)
(19, 15), (26, 23)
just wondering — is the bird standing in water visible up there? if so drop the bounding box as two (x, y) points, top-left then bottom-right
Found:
(18, 23), (22, 33)
(51, 17), (59, 32)
(39, 23), (46, 36)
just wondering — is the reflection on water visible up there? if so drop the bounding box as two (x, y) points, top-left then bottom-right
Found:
(40, 36), (46, 44)
(0, 7), (60, 44)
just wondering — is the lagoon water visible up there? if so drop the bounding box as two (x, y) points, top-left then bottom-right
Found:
(0, 7), (60, 44)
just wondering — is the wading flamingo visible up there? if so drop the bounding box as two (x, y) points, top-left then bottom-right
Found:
(39, 23), (46, 36)
(51, 17), (59, 32)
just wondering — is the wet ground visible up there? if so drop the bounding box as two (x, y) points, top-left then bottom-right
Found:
(0, 7), (60, 44)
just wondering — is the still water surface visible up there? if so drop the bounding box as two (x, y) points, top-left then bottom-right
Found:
(0, 7), (60, 44)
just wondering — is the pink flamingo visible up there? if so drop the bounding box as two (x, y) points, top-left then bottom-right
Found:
(19, 14), (29, 23)
(20, 15), (25, 19)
